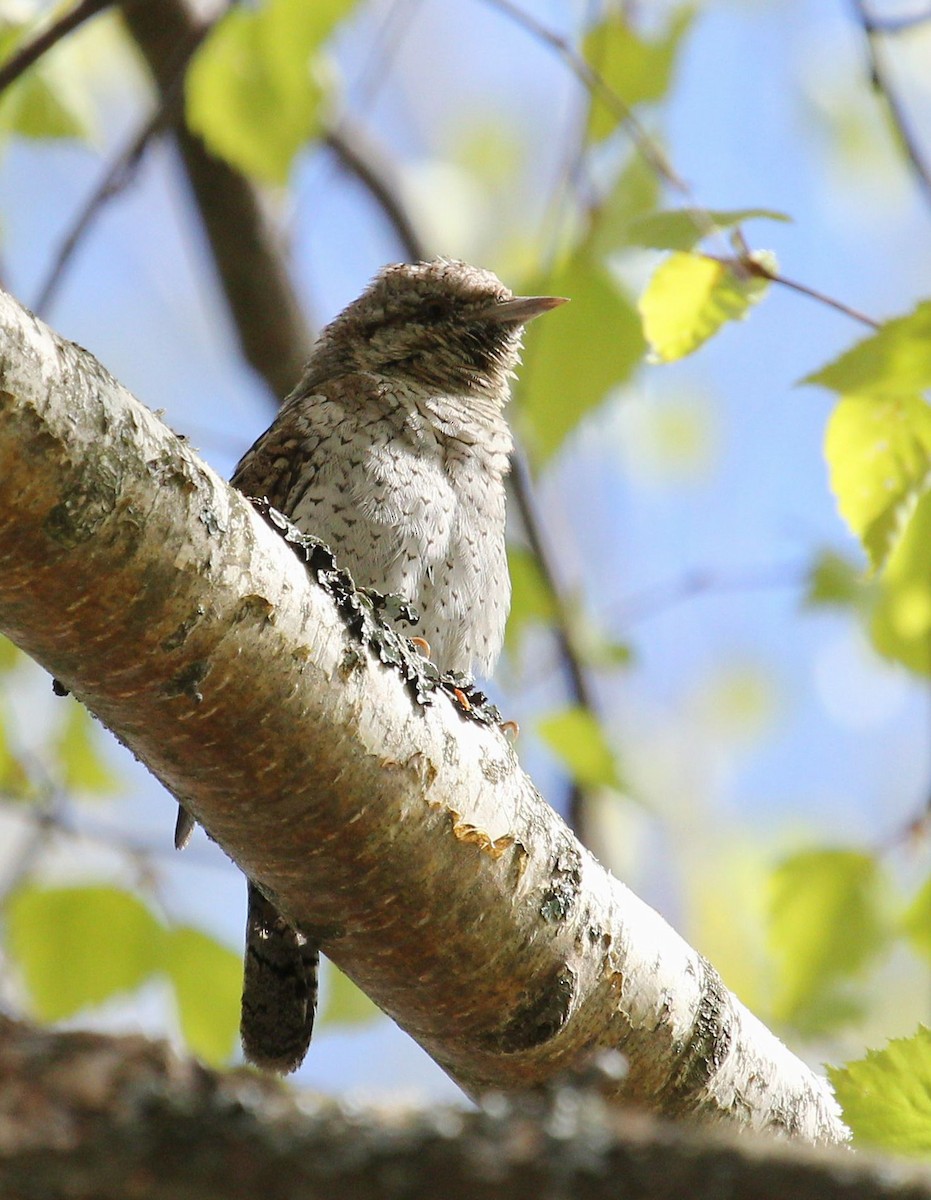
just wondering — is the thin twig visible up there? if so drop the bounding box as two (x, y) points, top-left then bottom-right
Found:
(708, 253), (882, 330)
(123, 0), (314, 398)
(34, 9), (210, 315)
(510, 453), (599, 840)
(0, 0), (116, 94)
(35, 105), (173, 314)
(482, 0), (687, 197)
(613, 560), (809, 629)
(859, 5), (931, 35)
(849, 0), (931, 213)
(325, 125), (430, 263)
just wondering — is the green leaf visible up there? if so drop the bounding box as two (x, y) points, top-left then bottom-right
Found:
(0, 717), (32, 799)
(824, 394), (931, 572)
(165, 926), (241, 1065)
(870, 490), (931, 674)
(319, 961), (380, 1026)
(768, 849), (886, 1029)
(639, 252), (772, 362)
(519, 253), (645, 460)
(625, 207), (791, 252)
(54, 704), (118, 795)
(537, 706), (623, 791)
(7, 884), (163, 1020)
(803, 301), (931, 397)
(589, 151), (661, 258)
(0, 23), (88, 141)
(829, 1027), (931, 1154)
(803, 550), (866, 608)
(185, 0), (349, 184)
(505, 545), (556, 650)
(584, 8), (693, 139)
(0, 636), (21, 672)
(902, 876), (931, 959)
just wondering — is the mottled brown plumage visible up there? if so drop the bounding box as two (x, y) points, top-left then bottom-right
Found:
(182, 259), (565, 1072)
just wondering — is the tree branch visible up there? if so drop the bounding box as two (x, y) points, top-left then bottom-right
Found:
(119, 0), (313, 398)
(0, 0), (116, 95)
(0, 288), (846, 1142)
(848, 0), (931, 213)
(324, 124), (431, 263)
(1, 1017), (915, 1200)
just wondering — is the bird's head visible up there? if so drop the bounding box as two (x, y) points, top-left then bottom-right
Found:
(311, 259), (566, 400)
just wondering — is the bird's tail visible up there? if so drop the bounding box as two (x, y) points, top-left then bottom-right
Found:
(240, 881), (318, 1073)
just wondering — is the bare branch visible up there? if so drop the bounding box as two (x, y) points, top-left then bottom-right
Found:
(35, 85), (186, 315)
(614, 561), (810, 628)
(848, 0), (931, 213)
(324, 123), (431, 263)
(120, 0), (313, 398)
(710, 253), (882, 330)
(0, 1016), (916, 1200)
(0, 288), (847, 1140)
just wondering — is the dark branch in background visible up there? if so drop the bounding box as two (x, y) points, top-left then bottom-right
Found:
(34, 38), (198, 315)
(120, 0), (313, 399)
(480, 0), (686, 197)
(613, 560), (809, 628)
(858, 4), (931, 35)
(324, 124), (431, 263)
(0, 1017), (921, 1200)
(713, 251), (882, 330)
(510, 454), (600, 840)
(0, 0), (116, 94)
(849, 0), (931, 213)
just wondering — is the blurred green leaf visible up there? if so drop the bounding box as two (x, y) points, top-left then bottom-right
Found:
(639, 252), (772, 362)
(0, 22), (87, 140)
(55, 704), (118, 795)
(626, 207), (790, 252)
(803, 549), (866, 608)
(829, 1027), (931, 1155)
(537, 706), (623, 791)
(589, 151), (661, 258)
(584, 8), (693, 139)
(902, 876), (931, 959)
(0, 636), (21, 673)
(506, 545), (556, 650)
(185, 0), (349, 184)
(165, 926), (241, 1065)
(519, 252), (644, 460)
(803, 301), (931, 397)
(870, 490), (931, 674)
(768, 849), (886, 1029)
(824, 394), (931, 572)
(7, 884), (163, 1020)
(319, 961), (380, 1026)
(0, 718), (32, 799)
(576, 628), (633, 670)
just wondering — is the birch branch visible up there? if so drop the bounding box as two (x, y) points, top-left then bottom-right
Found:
(0, 288), (846, 1144)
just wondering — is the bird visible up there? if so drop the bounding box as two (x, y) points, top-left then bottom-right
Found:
(178, 258), (566, 1073)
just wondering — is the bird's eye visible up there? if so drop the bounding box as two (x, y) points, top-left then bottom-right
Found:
(420, 300), (447, 323)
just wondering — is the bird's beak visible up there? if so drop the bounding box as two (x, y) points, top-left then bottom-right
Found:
(485, 295), (569, 324)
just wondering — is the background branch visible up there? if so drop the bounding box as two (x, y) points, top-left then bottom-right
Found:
(120, 0), (313, 398)
(0, 0), (116, 94)
(849, 0), (931, 212)
(0, 1017), (912, 1200)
